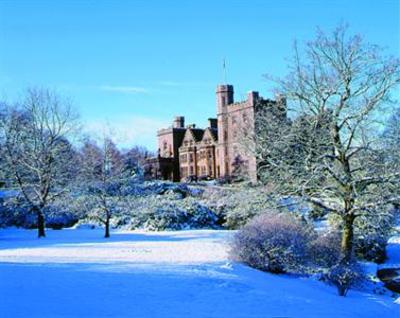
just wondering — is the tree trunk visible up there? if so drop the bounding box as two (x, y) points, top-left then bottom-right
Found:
(104, 216), (110, 238)
(340, 215), (354, 263)
(36, 209), (46, 238)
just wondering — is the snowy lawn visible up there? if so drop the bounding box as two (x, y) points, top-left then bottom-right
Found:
(0, 228), (397, 318)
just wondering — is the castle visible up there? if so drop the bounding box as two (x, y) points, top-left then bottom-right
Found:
(145, 84), (286, 182)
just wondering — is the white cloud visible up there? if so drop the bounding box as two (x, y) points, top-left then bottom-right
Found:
(83, 116), (170, 150)
(99, 85), (149, 94)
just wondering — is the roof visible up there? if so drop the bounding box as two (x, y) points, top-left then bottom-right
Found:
(201, 127), (218, 142)
(209, 128), (218, 141)
(189, 128), (205, 142)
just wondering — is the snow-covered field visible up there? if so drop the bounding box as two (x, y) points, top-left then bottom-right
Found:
(0, 228), (397, 318)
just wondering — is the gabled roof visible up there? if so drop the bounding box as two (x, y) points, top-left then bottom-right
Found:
(182, 128), (204, 143)
(209, 128), (218, 141)
(201, 127), (218, 143)
(191, 128), (204, 141)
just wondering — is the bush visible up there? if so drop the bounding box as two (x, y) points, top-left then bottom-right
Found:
(0, 202), (78, 229)
(354, 234), (387, 263)
(139, 203), (220, 231)
(325, 262), (364, 296)
(308, 231), (341, 268)
(199, 186), (274, 229)
(231, 213), (315, 273)
(125, 195), (221, 231)
(143, 205), (189, 231)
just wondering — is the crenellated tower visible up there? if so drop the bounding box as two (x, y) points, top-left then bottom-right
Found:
(216, 84), (234, 178)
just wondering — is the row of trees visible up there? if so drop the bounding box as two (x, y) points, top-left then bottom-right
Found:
(0, 90), (151, 238)
(242, 25), (400, 264)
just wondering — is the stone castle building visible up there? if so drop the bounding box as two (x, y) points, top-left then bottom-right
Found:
(145, 84), (286, 182)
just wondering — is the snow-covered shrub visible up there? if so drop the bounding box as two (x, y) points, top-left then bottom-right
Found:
(45, 211), (78, 229)
(138, 202), (219, 231)
(353, 210), (395, 263)
(122, 181), (203, 198)
(72, 220), (103, 229)
(200, 185), (274, 229)
(326, 208), (395, 263)
(231, 213), (315, 273)
(123, 194), (221, 231)
(308, 231), (341, 268)
(325, 262), (364, 296)
(186, 203), (219, 228)
(0, 196), (79, 229)
(354, 234), (387, 264)
(143, 205), (189, 231)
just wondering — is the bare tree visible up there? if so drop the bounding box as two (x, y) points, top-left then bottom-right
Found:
(0, 88), (79, 237)
(382, 106), (400, 208)
(78, 137), (128, 238)
(250, 25), (400, 263)
(122, 145), (153, 178)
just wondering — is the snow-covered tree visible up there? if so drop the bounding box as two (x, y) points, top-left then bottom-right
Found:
(248, 25), (400, 263)
(78, 137), (130, 238)
(0, 89), (79, 237)
(382, 106), (400, 208)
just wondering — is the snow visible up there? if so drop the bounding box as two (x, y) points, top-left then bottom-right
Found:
(0, 228), (397, 318)
(382, 225), (400, 269)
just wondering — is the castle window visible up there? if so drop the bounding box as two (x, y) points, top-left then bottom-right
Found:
(224, 130), (228, 141)
(190, 166), (194, 175)
(189, 154), (193, 163)
(163, 142), (168, 150)
(243, 113), (248, 123)
(231, 115), (237, 125)
(222, 96), (226, 106)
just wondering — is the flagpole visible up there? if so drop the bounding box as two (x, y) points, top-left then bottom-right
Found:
(223, 58), (227, 84)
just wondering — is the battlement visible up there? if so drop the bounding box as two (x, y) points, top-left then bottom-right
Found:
(216, 84), (234, 93)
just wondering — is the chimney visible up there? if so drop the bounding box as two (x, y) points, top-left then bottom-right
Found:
(208, 118), (217, 129)
(247, 91), (259, 106)
(187, 124), (196, 129)
(173, 116), (185, 128)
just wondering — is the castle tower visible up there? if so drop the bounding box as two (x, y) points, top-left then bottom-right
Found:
(216, 84), (234, 115)
(216, 84), (234, 178)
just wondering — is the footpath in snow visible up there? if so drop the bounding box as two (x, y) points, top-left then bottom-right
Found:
(0, 228), (398, 318)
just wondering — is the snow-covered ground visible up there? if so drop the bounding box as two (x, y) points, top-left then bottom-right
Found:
(381, 225), (400, 269)
(0, 228), (397, 318)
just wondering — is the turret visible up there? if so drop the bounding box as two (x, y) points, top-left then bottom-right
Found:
(247, 91), (259, 106)
(216, 84), (234, 114)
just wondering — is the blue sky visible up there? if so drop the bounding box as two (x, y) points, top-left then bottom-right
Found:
(0, 0), (399, 150)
